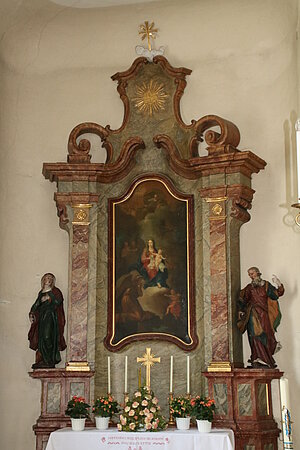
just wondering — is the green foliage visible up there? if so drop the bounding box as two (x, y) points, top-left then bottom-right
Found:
(65, 396), (90, 419)
(118, 386), (167, 432)
(191, 396), (215, 422)
(93, 395), (119, 418)
(169, 396), (192, 418)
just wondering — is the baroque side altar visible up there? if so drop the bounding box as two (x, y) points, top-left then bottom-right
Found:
(29, 49), (282, 450)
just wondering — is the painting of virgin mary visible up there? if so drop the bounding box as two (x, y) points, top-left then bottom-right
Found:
(105, 175), (197, 351)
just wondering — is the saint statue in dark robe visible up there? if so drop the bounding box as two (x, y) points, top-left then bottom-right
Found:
(28, 273), (66, 369)
(237, 267), (284, 368)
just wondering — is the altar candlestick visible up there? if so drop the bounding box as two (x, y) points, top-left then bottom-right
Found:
(280, 378), (293, 449)
(107, 356), (111, 393)
(124, 356), (128, 393)
(186, 355), (190, 394)
(170, 355), (173, 393)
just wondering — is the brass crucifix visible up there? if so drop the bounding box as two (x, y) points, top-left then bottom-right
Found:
(137, 348), (160, 389)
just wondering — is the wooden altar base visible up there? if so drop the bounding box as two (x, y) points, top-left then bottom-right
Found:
(203, 368), (283, 450)
(29, 369), (94, 450)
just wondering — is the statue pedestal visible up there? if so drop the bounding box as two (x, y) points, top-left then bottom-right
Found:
(203, 368), (282, 450)
(29, 369), (94, 450)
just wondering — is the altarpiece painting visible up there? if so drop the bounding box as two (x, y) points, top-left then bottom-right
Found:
(105, 175), (197, 350)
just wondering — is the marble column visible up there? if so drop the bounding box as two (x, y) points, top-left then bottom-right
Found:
(206, 193), (230, 369)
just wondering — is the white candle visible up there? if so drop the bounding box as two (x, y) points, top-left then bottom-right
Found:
(295, 119), (300, 200)
(125, 356), (128, 393)
(187, 355), (190, 394)
(170, 355), (173, 392)
(107, 356), (111, 393)
(280, 377), (290, 410)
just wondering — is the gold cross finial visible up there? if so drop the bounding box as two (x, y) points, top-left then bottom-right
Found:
(138, 21), (158, 51)
(137, 347), (160, 389)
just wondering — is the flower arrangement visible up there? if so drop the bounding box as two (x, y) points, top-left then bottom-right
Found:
(191, 396), (215, 422)
(93, 395), (119, 418)
(65, 396), (90, 419)
(169, 396), (192, 418)
(118, 386), (167, 432)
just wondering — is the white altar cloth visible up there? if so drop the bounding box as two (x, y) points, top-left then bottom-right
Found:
(45, 427), (234, 450)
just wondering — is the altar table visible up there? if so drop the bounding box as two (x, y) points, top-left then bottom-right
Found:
(45, 427), (235, 450)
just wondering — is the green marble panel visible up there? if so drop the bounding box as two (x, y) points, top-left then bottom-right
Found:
(46, 382), (61, 414)
(244, 446), (255, 450)
(213, 383), (228, 415)
(238, 383), (252, 416)
(70, 382), (85, 399)
(257, 383), (268, 416)
(264, 444), (274, 450)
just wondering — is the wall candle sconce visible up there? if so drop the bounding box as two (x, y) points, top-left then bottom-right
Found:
(292, 119), (300, 226)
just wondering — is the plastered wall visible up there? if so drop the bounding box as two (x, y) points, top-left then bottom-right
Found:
(0, 0), (300, 448)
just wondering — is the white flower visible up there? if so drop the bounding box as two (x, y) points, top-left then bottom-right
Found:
(129, 410), (135, 416)
(129, 423), (136, 430)
(141, 400), (148, 406)
(152, 397), (158, 404)
(117, 424), (122, 431)
(125, 406), (130, 412)
(135, 391), (141, 397)
(150, 407), (156, 413)
(144, 408), (150, 414)
(146, 423), (152, 430)
(132, 402), (139, 408)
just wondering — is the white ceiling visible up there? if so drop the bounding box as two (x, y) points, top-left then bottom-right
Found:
(49, 0), (161, 8)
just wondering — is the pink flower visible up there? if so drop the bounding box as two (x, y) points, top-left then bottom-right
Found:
(129, 410), (135, 416)
(152, 422), (158, 429)
(141, 400), (148, 406)
(152, 397), (158, 404)
(145, 423), (152, 430)
(129, 423), (136, 430)
(117, 424), (122, 431)
(135, 391), (141, 397)
(147, 413), (153, 420)
(144, 408), (150, 414)
(150, 407), (156, 413)
(125, 406), (130, 412)
(120, 415), (127, 425)
(132, 402), (139, 408)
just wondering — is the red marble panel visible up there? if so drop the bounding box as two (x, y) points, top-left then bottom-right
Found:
(68, 224), (89, 362)
(210, 217), (229, 361)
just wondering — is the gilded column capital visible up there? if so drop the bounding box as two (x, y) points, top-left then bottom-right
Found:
(72, 203), (92, 225)
(54, 193), (100, 229)
(200, 184), (255, 223)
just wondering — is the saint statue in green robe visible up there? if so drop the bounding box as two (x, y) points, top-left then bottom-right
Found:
(28, 273), (66, 369)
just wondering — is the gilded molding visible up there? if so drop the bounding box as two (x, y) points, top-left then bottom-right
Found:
(207, 361), (232, 372)
(66, 362), (91, 372)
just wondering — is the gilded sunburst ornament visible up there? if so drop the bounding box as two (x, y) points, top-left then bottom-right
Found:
(134, 80), (168, 116)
